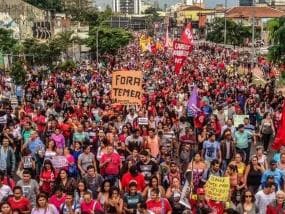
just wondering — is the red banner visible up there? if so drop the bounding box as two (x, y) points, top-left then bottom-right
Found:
(173, 41), (191, 74)
(181, 23), (194, 45)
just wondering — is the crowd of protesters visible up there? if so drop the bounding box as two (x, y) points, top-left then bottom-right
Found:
(0, 34), (283, 214)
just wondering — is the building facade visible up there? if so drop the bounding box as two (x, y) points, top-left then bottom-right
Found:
(61, 0), (94, 10)
(112, 0), (142, 14)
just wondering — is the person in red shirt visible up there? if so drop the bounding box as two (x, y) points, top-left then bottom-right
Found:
(146, 188), (172, 214)
(190, 188), (212, 214)
(48, 187), (66, 211)
(121, 165), (145, 192)
(32, 109), (46, 137)
(100, 144), (121, 185)
(8, 186), (31, 213)
(80, 191), (103, 214)
(266, 190), (285, 214)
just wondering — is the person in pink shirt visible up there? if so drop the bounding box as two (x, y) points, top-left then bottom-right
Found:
(49, 188), (66, 211)
(80, 191), (103, 214)
(51, 128), (65, 149)
(100, 144), (121, 185)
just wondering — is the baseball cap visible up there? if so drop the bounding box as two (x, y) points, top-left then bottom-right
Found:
(270, 159), (277, 165)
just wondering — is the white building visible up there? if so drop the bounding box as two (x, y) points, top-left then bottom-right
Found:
(183, 0), (204, 6)
(112, 0), (142, 14)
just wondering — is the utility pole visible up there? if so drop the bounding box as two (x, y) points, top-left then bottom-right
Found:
(224, 0), (227, 46)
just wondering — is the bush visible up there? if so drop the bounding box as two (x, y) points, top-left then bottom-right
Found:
(60, 60), (76, 71)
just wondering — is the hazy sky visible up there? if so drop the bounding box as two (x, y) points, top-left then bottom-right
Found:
(96, 0), (237, 9)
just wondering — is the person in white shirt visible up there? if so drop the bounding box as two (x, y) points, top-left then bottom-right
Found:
(255, 182), (276, 214)
(0, 172), (12, 202)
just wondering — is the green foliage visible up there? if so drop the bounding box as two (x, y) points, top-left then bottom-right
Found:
(24, 0), (62, 12)
(267, 17), (285, 65)
(22, 38), (51, 65)
(10, 61), (27, 85)
(206, 18), (251, 46)
(51, 31), (81, 58)
(66, 7), (112, 27)
(0, 28), (18, 53)
(60, 60), (76, 71)
(86, 27), (133, 55)
(144, 7), (162, 26)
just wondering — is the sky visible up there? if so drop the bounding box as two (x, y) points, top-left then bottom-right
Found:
(96, 0), (237, 9)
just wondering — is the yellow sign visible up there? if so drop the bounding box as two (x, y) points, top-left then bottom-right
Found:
(205, 175), (230, 202)
(111, 70), (143, 105)
(233, 115), (249, 127)
(140, 36), (152, 52)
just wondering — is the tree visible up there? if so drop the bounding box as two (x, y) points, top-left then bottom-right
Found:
(85, 27), (133, 56)
(65, 6), (112, 27)
(24, 0), (63, 12)
(51, 31), (81, 59)
(0, 28), (18, 54)
(10, 61), (27, 85)
(206, 18), (251, 47)
(267, 17), (285, 65)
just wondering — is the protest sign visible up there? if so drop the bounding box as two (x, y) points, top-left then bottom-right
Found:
(112, 70), (143, 105)
(205, 175), (230, 202)
(233, 115), (248, 127)
(138, 117), (148, 125)
(173, 41), (192, 74)
(51, 156), (68, 169)
(179, 180), (191, 209)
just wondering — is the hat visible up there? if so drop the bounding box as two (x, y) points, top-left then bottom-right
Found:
(197, 188), (205, 195)
(270, 159), (277, 165)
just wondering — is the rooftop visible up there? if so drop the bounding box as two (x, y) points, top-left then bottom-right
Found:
(226, 6), (285, 18)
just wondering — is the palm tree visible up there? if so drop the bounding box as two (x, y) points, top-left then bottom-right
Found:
(52, 30), (81, 59)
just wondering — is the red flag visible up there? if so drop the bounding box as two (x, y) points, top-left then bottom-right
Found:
(173, 41), (191, 74)
(272, 102), (285, 150)
(181, 23), (194, 45)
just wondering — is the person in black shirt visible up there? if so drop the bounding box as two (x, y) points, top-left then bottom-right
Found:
(136, 150), (158, 185)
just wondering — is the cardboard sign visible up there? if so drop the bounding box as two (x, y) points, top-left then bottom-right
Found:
(138, 117), (148, 125)
(205, 175), (230, 202)
(233, 115), (248, 127)
(51, 156), (68, 169)
(112, 70), (143, 105)
(173, 41), (192, 74)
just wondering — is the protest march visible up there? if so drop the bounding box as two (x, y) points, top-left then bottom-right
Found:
(0, 22), (284, 214)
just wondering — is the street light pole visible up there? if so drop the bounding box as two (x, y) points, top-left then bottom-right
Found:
(224, 0), (227, 46)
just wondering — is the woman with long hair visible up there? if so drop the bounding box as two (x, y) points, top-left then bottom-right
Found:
(53, 169), (76, 194)
(105, 187), (123, 214)
(244, 155), (265, 194)
(31, 193), (58, 214)
(229, 153), (246, 184)
(97, 180), (111, 208)
(74, 179), (91, 204)
(260, 112), (275, 154)
(142, 175), (165, 200)
(0, 202), (13, 214)
(39, 159), (56, 196)
(187, 153), (206, 193)
(165, 177), (181, 199)
(236, 189), (259, 214)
